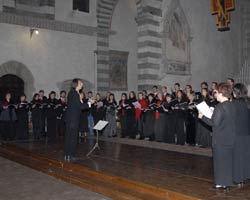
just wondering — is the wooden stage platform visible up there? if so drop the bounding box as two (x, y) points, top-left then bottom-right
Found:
(0, 138), (249, 200)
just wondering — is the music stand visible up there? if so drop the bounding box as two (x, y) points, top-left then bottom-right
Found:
(86, 120), (108, 157)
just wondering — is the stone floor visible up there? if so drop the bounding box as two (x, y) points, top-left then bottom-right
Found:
(0, 157), (111, 200)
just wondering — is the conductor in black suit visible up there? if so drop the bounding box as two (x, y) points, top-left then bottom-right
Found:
(64, 78), (95, 161)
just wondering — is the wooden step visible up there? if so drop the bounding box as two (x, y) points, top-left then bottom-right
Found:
(0, 144), (201, 200)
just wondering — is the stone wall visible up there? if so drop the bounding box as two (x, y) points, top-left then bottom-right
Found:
(0, 0), (248, 98)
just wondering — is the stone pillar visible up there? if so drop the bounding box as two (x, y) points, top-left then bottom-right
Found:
(137, 0), (163, 91)
(96, 0), (118, 92)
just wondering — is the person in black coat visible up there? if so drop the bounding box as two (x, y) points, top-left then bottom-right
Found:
(199, 83), (236, 190)
(39, 90), (47, 137)
(46, 91), (58, 144)
(186, 92), (198, 146)
(64, 79), (95, 161)
(30, 94), (43, 140)
(56, 90), (67, 137)
(92, 93), (105, 129)
(232, 83), (250, 185)
(16, 94), (29, 140)
(126, 91), (137, 139)
(0, 92), (17, 141)
(79, 91), (89, 137)
(172, 90), (188, 145)
(163, 94), (175, 144)
(154, 92), (166, 142)
(117, 93), (128, 138)
(143, 93), (156, 140)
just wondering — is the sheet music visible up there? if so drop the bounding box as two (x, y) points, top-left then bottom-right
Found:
(196, 101), (214, 119)
(132, 101), (141, 109)
(96, 101), (103, 108)
(93, 120), (109, 131)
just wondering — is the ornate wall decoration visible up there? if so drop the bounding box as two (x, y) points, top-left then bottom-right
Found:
(211, 0), (235, 31)
(162, 0), (191, 76)
(109, 50), (128, 91)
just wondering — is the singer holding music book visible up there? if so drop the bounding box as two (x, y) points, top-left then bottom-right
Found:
(0, 92), (17, 141)
(199, 83), (235, 190)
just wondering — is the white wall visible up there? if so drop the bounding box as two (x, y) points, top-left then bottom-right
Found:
(0, 23), (96, 98)
(109, 0), (138, 98)
(180, 0), (240, 90)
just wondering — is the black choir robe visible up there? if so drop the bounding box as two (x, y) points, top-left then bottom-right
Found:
(46, 98), (58, 143)
(143, 100), (156, 139)
(186, 102), (198, 145)
(118, 100), (127, 137)
(16, 101), (29, 140)
(30, 100), (43, 140)
(172, 99), (188, 145)
(125, 98), (137, 138)
(232, 99), (250, 183)
(163, 101), (175, 144)
(154, 100), (166, 142)
(79, 98), (89, 133)
(202, 101), (236, 186)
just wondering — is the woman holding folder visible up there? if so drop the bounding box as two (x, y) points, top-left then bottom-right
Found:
(199, 83), (235, 190)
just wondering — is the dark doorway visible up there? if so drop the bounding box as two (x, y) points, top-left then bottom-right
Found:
(0, 74), (24, 102)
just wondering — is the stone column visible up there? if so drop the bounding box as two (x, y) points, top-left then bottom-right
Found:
(96, 0), (118, 92)
(137, 0), (163, 91)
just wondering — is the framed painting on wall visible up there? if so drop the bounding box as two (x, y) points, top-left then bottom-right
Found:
(109, 50), (128, 91)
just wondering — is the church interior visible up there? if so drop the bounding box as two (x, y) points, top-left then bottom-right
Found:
(0, 0), (250, 200)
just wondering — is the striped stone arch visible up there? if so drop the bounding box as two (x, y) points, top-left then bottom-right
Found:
(0, 60), (35, 99)
(96, 0), (119, 92)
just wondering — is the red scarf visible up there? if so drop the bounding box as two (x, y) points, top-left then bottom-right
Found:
(155, 100), (163, 120)
(135, 99), (147, 121)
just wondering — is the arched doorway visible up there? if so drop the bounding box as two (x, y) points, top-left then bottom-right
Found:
(0, 74), (24, 102)
(0, 61), (35, 100)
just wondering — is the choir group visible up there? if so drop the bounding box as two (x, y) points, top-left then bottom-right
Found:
(0, 78), (240, 147)
(0, 78), (250, 189)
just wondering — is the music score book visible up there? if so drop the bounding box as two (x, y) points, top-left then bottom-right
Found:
(196, 101), (214, 119)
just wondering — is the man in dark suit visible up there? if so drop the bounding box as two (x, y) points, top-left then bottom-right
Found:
(64, 79), (95, 161)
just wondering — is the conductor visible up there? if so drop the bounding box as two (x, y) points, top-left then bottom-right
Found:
(64, 78), (95, 162)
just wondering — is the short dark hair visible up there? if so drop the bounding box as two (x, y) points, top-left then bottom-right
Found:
(60, 90), (66, 95)
(233, 83), (248, 99)
(39, 90), (44, 93)
(121, 93), (127, 99)
(49, 91), (56, 97)
(175, 83), (180, 87)
(152, 85), (158, 89)
(201, 82), (208, 87)
(186, 84), (192, 90)
(33, 93), (39, 100)
(71, 78), (81, 89)
(216, 82), (232, 99)
(227, 78), (235, 83)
